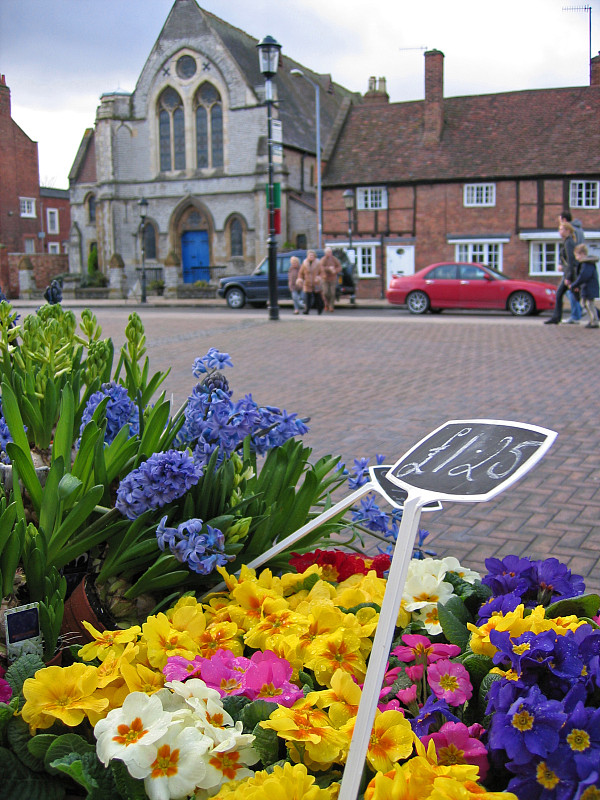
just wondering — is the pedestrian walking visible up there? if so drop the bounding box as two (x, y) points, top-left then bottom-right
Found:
(544, 221), (579, 325)
(572, 244), (599, 328)
(320, 247), (342, 313)
(299, 250), (324, 315)
(288, 256), (304, 314)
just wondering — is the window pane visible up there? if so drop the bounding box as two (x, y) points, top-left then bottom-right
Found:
(143, 224), (157, 260)
(176, 55), (197, 79)
(230, 218), (243, 257)
(161, 88), (181, 111)
(200, 83), (220, 105)
(159, 110), (171, 171)
(173, 107), (185, 170)
(211, 104), (223, 167)
(88, 196), (96, 222)
(196, 106), (208, 168)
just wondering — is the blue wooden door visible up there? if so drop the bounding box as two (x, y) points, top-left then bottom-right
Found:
(181, 231), (209, 283)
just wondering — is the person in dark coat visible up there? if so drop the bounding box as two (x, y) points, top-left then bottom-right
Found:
(544, 221), (579, 325)
(572, 244), (599, 328)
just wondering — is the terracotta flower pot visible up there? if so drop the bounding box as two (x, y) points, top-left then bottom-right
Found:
(60, 577), (108, 645)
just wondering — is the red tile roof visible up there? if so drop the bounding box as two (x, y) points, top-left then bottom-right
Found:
(323, 85), (600, 186)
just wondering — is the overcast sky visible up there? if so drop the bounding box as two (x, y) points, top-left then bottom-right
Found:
(1, 0), (598, 188)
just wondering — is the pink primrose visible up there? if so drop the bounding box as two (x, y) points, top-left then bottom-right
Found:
(163, 655), (203, 682)
(0, 677), (11, 704)
(241, 653), (302, 706)
(396, 684), (418, 706)
(405, 664), (424, 682)
(426, 659), (472, 706)
(392, 634), (460, 664)
(378, 698), (403, 713)
(422, 721), (489, 779)
(383, 666), (402, 686)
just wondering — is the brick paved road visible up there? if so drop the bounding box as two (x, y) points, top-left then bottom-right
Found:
(44, 303), (600, 593)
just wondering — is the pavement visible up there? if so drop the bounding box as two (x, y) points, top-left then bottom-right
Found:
(8, 295), (600, 594)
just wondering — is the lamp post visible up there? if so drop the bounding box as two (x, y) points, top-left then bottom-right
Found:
(138, 197), (149, 304)
(290, 69), (321, 250)
(343, 187), (355, 253)
(257, 34), (282, 321)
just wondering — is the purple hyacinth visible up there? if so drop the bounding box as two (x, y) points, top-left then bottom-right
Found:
(192, 348), (233, 376)
(116, 450), (202, 520)
(0, 400), (12, 464)
(156, 515), (233, 575)
(79, 381), (140, 445)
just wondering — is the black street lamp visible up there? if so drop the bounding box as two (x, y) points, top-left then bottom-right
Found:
(138, 197), (149, 304)
(257, 34), (282, 321)
(343, 188), (355, 253)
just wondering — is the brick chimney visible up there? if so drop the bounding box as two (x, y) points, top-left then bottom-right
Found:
(0, 74), (11, 119)
(423, 49), (444, 146)
(363, 75), (389, 104)
(591, 52), (600, 85)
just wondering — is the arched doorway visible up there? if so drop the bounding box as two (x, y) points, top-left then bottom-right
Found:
(179, 207), (210, 283)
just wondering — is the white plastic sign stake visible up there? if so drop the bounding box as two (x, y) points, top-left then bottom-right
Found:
(337, 419), (557, 800)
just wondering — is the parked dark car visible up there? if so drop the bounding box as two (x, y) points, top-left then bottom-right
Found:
(386, 262), (556, 316)
(217, 249), (356, 309)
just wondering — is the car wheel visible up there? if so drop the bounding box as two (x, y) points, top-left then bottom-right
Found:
(508, 291), (534, 316)
(225, 287), (246, 309)
(406, 291), (430, 315)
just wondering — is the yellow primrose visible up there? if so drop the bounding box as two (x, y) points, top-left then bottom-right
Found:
(78, 622), (141, 662)
(364, 763), (416, 800)
(244, 607), (307, 651)
(293, 579), (338, 613)
(305, 628), (368, 686)
(21, 664), (108, 731)
(228, 583), (289, 631)
(211, 761), (337, 800)
(280, 563), (323, 597)
(141, 612), (198, 668)
(365, 710), (415, 774)
(87, 680), (129, 725)
(120, 660), (165, 694)
(269, 634), (305, 682)
(428, 777), (518, 799)
(196, 620), (244, 657)
(295, 604), (348, 658)
(307, 668), (362, 727)
(262, 698), (346, 767)
(95, 641), (139, 688)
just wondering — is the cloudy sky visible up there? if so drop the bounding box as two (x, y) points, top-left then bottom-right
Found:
(1, 0), (598, 188)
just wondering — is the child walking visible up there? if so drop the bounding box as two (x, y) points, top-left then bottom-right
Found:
(572, 244), (599, 328)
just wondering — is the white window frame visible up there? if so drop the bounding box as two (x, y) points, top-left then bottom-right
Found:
(528, 242), (560, 276)
(48, 242), (61, 254)
(357, 186), (388, 210)
(24, 238), (36, 254)
(356, 245), (377, 278)
(463, 183), (496, 207)
(20, 197), (36, 218)
(452, 239), (507, 271)
(47, 208), (59, 234)
(570, 180), (599, 209)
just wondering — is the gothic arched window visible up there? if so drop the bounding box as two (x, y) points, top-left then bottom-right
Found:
(143, 223), (157, 260)
(195, 83), (223, 169)
(230, 217), (243, 257)
(158, 87), (185, 171)
(87, 195), (96, 223)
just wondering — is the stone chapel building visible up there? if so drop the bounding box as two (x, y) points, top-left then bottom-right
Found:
(68, 0), (357, 295)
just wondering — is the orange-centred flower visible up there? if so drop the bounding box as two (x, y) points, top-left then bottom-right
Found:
(21, 663), (108, 730)
(366, 710), (415, 773)
(141, 613), (198, 668)
(307, 668), (362, 727)
(78, 622), (141, 661)
(305, 628), (368, 685)
(211, 761), (337, 800)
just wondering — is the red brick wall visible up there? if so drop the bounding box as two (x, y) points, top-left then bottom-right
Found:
(7, 253), (68, 298)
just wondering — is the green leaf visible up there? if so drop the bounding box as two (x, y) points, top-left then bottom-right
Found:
(461, 653), (493, 690)
(545, 593), (600, 620)
(45, 733), (95, 775)
(0, 747), (66, 800)
(221, 694), (251, 721)
(52, 384), (74, 468)
(57, 473), (83, 503)
(5, 653), (45, 696)
(26, 733), (58, 760)
(441, 594), (472, 624)
(478, 671), (503, 708)
(240, 699), (275, 732)
(110, 758), (148, 800)
(38, 460), (63, 538)
(7, 715), (45, 771)
(250, 724), (280, 766)
(48, 485), (104, 566)
(5, 442), (43, 514)
(437, 601), (471, 650)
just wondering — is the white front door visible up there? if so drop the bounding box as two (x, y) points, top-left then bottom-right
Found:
(386, 245), (415, 288)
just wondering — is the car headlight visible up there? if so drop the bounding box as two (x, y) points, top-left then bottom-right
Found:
(545, 289), (554, 295)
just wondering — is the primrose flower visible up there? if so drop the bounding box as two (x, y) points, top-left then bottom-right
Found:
(116, 450), (202, 520)
(241, 650), (303, 706)
(392, 634), (461, 665)
(422, 721), (489, 779)
(78, 622), (141, 662)
(194, 649), (249, 696)
(307, 668), (362, 727)
(21, 663), (108, 730)
(487, 684), (567, 766)
(94, 691), (173, 776)
(143, 723), (212, 800)
(427, 659), (472, 706)
(365, 709), (415, 773)
(212, 762), (336, 800)
(162, 654), (204, 682)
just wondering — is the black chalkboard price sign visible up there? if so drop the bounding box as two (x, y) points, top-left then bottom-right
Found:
(387, 419), (557, 502)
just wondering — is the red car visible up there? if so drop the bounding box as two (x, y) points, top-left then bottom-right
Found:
(386, 262), (557, 316)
